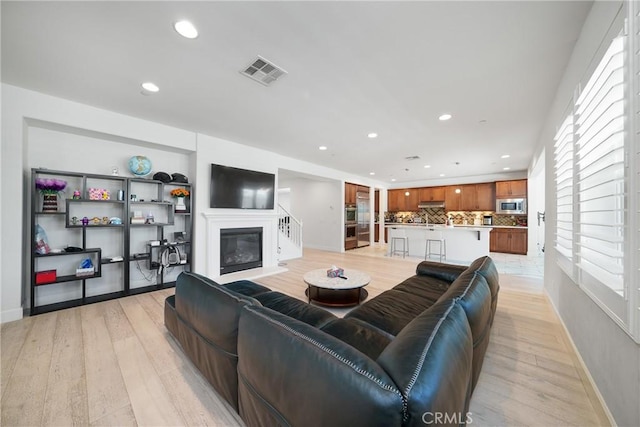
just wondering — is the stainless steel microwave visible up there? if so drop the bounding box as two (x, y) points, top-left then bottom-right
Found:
(496, 198), (526, 214)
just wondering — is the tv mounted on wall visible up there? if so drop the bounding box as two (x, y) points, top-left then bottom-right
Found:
(210, 164), (275, 209)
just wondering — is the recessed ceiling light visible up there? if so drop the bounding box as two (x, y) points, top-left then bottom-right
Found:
(318, 146), (327, 151)
(404, 191), (410, 196)
(424, 165), (431, 168)
(501, 154), (510, 159)
(174, 20), (198, 39)
(367, 132), (378, 139)
(141, 82), (159, 93)
(503, 167), (511, 170)
(439, 173), (445, 177)
(438, 114), (452, 121)
(391, 178), (396, 182)
(369, 172), (375, 176)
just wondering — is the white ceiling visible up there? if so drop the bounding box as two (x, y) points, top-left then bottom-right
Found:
(2, 1), (592, 185)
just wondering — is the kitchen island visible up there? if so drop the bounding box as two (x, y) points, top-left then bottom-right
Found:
(385, 224), (493, 263)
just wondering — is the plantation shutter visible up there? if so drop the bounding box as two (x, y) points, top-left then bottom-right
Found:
(554, 114), (575, 278)
(574, 34), (626, 295)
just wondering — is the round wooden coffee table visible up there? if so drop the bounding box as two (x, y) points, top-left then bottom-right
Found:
(303, 268), (370, 307)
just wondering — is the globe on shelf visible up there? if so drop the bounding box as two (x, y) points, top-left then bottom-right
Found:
(128, 156), (152, 177)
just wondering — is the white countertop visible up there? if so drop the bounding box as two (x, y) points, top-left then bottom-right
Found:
(384, 223), (527, 230)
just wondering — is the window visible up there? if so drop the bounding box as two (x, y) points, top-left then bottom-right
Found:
(553, 23), (638, 340)
(574, 34), (626, 297)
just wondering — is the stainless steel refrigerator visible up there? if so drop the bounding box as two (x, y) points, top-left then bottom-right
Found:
(356, 192), (370, 247)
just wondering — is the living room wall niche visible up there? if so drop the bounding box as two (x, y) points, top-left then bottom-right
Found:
(26, 123), (193, 300)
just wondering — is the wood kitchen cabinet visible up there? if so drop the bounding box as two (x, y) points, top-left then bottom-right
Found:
(345, 182), (357, 204)
(388, 189), (402, 211)
(388, 189), (418, 211)
(490, 228), (527, 254)
(444, 186), (462, 211)
(457, 183), (495, 211)
(475, 182), (496, 210)
(403, 189), (419, 211)
(418, 186), (445, 202)
(496, 179), (527, 198)
(459, 185), (478, 211)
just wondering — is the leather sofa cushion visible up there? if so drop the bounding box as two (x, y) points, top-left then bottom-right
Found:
(320, 318), (394, 360)
(467, 256), (500, 299)
(440, 271), (492, 346)
(237, 305), (404, 427)
(415, 260), (468, 282)
(254, 291), (336, 328)
(225, 280), (272, 297)
(345, 290), (433, 336)
(393, 275), (450, 305)
(376, 299), (473, 426)
(174, 272), (262, 354)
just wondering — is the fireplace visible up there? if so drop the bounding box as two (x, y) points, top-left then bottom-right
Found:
(220, 227), (263, 275)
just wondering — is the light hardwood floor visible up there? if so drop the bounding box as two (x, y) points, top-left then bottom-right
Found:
(1, 248), (610, 426)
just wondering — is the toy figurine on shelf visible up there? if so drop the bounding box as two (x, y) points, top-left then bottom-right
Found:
(72, 190), (81, 199)
(81, 217), (89, 226)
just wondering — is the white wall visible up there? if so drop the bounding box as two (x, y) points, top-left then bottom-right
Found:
(287, 179), (342, 252)
(533, 2), (640, 426)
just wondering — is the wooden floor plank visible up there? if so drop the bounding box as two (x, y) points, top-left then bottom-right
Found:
(160, 365), (244, 427)
(0, 316), (34, 401)
(0, 312), (57, 426)
(41, 308), (89, 426)
(119, 295), (185, 376)
(81, 308), (130, 423)
(89, 404), (137, 427)
(113, 335), (185, 426)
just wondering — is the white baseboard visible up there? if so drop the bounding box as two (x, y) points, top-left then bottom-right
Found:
(544, 289), (617, 427)
(1, 307), (24, 324)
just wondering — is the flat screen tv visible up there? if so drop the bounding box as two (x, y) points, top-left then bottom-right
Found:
(210, 164), (275, 209)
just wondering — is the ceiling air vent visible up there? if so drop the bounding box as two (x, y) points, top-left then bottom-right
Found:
(241, 56), (287, 86)
(405, 155), (421, 161)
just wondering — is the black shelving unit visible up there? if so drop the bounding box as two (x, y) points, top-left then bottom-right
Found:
(128, 179), (191, 292)
(29, 168), (193, 315)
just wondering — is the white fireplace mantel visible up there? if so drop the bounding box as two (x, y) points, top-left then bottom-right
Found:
(202, 211), (280, 280)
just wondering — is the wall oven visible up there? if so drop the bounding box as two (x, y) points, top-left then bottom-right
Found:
(496, 198), (527, 215)
(345, 224), (357, 240)
(345, 205), (356, 223)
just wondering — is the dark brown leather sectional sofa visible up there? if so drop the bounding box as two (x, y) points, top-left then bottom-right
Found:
(164, 256), (499, 427)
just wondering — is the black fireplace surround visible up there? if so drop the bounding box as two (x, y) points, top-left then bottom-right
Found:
(220, 227), (263, 275)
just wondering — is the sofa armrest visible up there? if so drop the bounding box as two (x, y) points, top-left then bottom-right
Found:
(237, 305), (403, 427)
(174, 271), (263, 354)
(376, 300), (473, 426)
(415, 260), (468, 282)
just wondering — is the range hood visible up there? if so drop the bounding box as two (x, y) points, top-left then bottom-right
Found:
(418, 201), (445, 209)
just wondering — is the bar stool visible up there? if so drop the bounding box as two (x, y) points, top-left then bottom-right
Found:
(389, 227), (409, 258)
(425, 228), (446, 262)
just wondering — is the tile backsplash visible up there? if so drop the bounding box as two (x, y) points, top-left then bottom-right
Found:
(385, 209), (527, 226)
